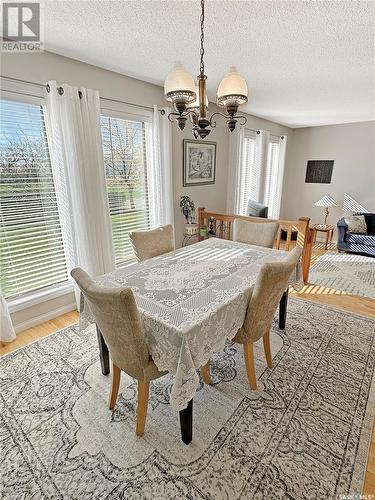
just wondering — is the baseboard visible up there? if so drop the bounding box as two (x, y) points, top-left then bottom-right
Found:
(14, 302), (77, 334)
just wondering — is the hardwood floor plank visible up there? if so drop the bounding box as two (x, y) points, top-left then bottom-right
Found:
(0, 311), (79, 356)
(292, 286), (375, 319)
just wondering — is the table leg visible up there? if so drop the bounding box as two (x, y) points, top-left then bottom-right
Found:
(325, 231), (329, 250)
(279, 291), (289, 330)
(96, 325), (110, 375)
(179, 399), (193, 444)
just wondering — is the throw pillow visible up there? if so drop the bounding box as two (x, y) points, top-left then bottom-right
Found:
(345, 215), (367, 234)
(364, 214), (375, 235)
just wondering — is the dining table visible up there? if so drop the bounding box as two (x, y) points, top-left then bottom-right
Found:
(79, 237), (302, 444)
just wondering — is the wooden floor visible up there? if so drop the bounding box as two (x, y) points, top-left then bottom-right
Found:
(1, 243), (374, 494)
(0, 311), (79, 355)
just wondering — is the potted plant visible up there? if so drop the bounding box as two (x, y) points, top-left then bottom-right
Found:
(180, 196), (195, 224)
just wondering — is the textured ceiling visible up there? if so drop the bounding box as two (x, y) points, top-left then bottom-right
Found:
(43, 0), (375, 127)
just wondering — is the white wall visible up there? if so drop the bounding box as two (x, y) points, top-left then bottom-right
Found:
(172, 110), (293, 246)
(281, 121), (375, 228)
(1, 51), (165, 107)
(1, 50), (292, 330)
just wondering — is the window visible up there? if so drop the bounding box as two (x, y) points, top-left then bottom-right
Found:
(237, 132), (285, 219)
(237, 132), (256, 215)
(0, 99), (68, 299)
(100, 114), (150, 266)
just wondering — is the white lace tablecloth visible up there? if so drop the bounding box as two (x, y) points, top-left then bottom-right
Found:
(80, 238), (302, 411)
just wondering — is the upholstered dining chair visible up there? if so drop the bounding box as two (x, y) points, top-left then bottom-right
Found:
(201, 246), (302, 390)
(71, 268), (167, 437)
(232, 218), (279, 248)
(129, 224), (175, 262)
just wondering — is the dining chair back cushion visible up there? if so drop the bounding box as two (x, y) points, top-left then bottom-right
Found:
(237, 246), (302, 344)
(129, 224), (175, 262)
(233, 219), (279, 248)
(71, 268), (150, 380)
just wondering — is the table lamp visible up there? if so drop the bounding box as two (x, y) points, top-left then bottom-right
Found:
(314, 195), (337, 226)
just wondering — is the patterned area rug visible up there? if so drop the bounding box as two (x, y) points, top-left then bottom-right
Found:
(1, 299), (374, 499)
(310, 252), (375, 299)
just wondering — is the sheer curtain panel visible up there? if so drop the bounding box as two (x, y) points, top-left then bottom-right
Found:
(0, 293), (16, 342)
(147, 106), (174, 228)
(254, 130), (271, 204)
(226, 126), (245, 214)
(268, 135), (287, 219)
(45, 81), (114, 299)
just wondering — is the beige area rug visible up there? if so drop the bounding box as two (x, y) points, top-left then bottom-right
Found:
(1, 299), (374, 499)
(310, 251), (375, 299)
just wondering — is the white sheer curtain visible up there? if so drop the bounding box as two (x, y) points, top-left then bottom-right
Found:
(268, 135), (287, 219)
(254, 130), (271, 204)
(0, 293), (16, 342)
(226, 126), (245, 214)
(45, 81), (115, 302)
(147, 105), (174, 228)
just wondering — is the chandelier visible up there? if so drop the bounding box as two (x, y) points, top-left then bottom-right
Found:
(164, 0), (248, 139)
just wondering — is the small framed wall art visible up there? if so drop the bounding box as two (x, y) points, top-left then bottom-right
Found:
(183, 139), (216, 186)
(305, 160), (334, 184)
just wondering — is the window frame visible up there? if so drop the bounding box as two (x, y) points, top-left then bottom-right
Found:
(99, 102), (153, 267)
(0, 82), (73, 309)
(236, 129), (256, 215)
(236, 130), (285, 218)
(100, 98), (153, 123)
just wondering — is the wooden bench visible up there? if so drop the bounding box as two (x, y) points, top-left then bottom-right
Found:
(197, 207), (313, 284)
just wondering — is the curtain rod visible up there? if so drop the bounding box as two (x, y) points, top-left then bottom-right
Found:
(244, 127), (284, 139)
(0, 76), (166, 115)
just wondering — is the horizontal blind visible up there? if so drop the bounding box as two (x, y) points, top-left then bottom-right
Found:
(0, 99), (68, 299)
(101, 115), (150, 266)
(238, 136), (256, 215)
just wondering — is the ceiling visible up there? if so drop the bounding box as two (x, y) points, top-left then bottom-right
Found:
(43, 0), (375, 128)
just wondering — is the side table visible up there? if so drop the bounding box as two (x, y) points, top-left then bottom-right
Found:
(311, 224), (335, 250)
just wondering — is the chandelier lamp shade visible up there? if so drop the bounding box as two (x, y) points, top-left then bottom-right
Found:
(217, 67), (248, 108)
(164, 0), (248, 139)
(164, 64), (196, 107)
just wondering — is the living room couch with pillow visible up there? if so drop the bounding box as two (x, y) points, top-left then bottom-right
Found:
(337, 213), (375, 257)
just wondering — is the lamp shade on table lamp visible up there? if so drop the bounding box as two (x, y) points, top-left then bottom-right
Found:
(314, 195), (337, 226)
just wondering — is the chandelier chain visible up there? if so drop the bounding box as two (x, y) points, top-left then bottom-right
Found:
(200, 0), (205, 75)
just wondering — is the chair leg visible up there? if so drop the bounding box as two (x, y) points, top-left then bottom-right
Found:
(108, 363), (121, 409)
(263, 331), (273, 368)
(136, 381), (150, 437)
(201, 360), (212, 385)
(243, 343), (257, 390)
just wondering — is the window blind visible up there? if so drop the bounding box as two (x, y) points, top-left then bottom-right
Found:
(238, 134), (256, 215)
(100, 115), (150, 266)
(0, 99), (68, 299)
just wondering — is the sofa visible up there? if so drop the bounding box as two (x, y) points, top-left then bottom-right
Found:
(337, 213), (375, 257)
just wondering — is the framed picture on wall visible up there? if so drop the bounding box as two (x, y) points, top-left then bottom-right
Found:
(305, 160), (334, 183)
(183, 139), (216, 186)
